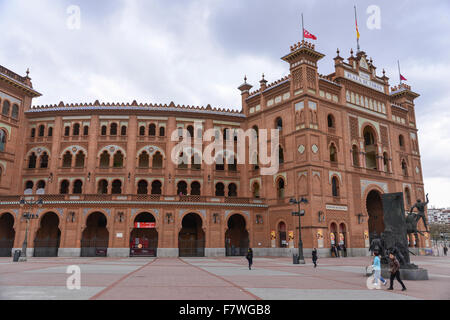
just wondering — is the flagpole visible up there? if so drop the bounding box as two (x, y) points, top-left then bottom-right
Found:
(354, 5), (360, 53)
(302, 13), (304, 42)
(398, 60), (402, 84)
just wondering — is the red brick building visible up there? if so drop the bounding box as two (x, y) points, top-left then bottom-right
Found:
(0, 40), (428, 258)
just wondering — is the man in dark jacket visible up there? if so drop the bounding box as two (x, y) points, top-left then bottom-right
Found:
(246, 248), (253, 270)
(312, 248), (318, 268)
(387, 253), (406, 291)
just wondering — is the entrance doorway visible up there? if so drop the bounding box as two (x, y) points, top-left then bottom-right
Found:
(278, 221), (287, 248)
(130, 212), (158, 257)
(81, 212), (109, 257)
(33, 212), (61, 257)
(0, 213), (15, 257)
(179, 213), (205, 257)
(225, 214), (249, 256)
(366, 190), (385, 244)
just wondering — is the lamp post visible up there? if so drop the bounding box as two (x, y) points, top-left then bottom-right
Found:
(19, 198), (43, 261)
(290, 197), (308, 264)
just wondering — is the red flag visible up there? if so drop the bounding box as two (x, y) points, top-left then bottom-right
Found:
(303, 29), (317, 40)
(400, 74), (407, 81)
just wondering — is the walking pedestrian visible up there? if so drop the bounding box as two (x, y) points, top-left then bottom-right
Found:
(372, 251), (387, 287)
(444, 246), (448, 256)
(336, 245), (341, 258)
(387, 253), (407, 291)
(343, 244), (347, 257)
(246, 248), (253, 270)
(312, 248), (318, 268)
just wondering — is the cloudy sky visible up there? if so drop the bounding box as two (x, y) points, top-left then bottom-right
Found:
(1, 0), (449, 207)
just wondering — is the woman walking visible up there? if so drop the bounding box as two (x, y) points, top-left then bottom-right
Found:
(372, 251), (387, 287)
(387, 253), (407, 291)
(312, 248), (318, 268)
(246, 248), (254, 270)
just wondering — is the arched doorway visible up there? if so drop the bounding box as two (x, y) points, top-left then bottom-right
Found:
(330, 223), (338, 247)
(0, 213), (15, 257)
(34, 212), (61, 257)
(178, 213), (205, 257)
(366, 190), (385, 244)
(278, 222), (287, 248)
(130, 212), (158, 257)
(225, 214), (249, 256)
(339, 223), (347, 257)
(81, 212), (109, 257)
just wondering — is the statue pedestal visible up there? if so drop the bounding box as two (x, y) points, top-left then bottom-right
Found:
(381, 267), (429, 281)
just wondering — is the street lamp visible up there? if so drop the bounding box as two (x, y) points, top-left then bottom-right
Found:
(290, 197), (308, 264)
(19, 198), (43, 261)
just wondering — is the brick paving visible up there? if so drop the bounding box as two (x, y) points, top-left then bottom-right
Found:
(0, 256), (448, 300)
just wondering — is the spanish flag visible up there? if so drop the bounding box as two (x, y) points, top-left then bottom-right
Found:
(355, 8), (360, 39)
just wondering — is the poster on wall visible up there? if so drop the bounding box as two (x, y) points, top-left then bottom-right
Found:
(364, 231), (370, 248)
(339, 233), (345, 246)
(317, 229), (324, 248)
(330, 232), (335, 245)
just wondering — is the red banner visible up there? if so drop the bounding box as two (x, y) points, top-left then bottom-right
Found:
(134, 222), (156, 229)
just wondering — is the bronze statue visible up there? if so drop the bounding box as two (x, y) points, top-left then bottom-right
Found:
(409, 193), (430, 233)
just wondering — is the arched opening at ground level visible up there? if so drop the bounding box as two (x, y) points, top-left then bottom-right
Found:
(130, 212), (158, 257)
(33, 212), (61, 257)
(178, 213), (205, 257)
(81, 212), (109, 257)
(366, 190), (385, 245)
(278, 221), (287, 248)
(0, 213), (15, 257)
(225, 214), (249, 256)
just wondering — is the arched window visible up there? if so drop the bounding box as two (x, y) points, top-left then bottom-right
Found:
(113, 151), (124, 168)
(112, 180), (122, 194)
(98, 180), (108, 194)
(279, 146), (284, 164)
(152, 152), (163, 168)
(332, 177), (340, 197)
(0, 130), (6, 152)
(62, 151), (72, 168)
(137, 180), (148, 194)
(330, 144), (337, 162)
(99, 151), (110, 168)
(73, 180), (83, 194)
(121, 126), (127, 136)
(38, 125), (45, 137)
(402, 159), (408, 176)
(25, 181), (34, 191)
(191, 181), (201, 195)
(277, 178), (285, 199)
(83, 126), (89, 136)
(11, 104), (19, 119)
(276, 117), (283, 131)
(215, 183), (225, 197)
(64, 126), (70, 137)
(252, 182), (260, 198)
(399, 135), (405, 148)
(178, 152), (188, 169)
(352, 145), (359, 167)
(101, 125), (107, 136)
(363, 127), (377, 170)
(31, 128), (36, 138)
(151, 180), (162, 195)
(2, 100), (10, 116)
(139, 151), (150, 168)
(60, 180), (70, 194)
(228, 155), (237, 171)
(48, 127), (53, 137)
(37, 180), (46, 190)
(192, 154), (201, 170)
(327, 114), (335, 128)
(73, 123), (80, 136)
(228, 183), (237, 197)
(149, 124), (156, 136)
(383, 152), (389, 172)
(40, 152), (49, 168)
(159, 127), (165, 137)
(139, 126), (145, 136)
(28, 153), (37, 169)
(75, 152), (85, 168)
(110, 123), (118, 136)
(177, 181), (188, 196)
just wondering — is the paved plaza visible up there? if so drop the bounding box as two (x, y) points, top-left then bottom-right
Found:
(0, 255), (448, 300)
